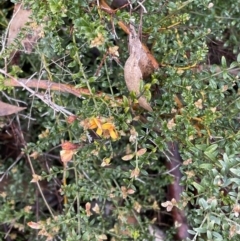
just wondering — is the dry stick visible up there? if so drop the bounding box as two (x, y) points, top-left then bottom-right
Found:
(10, 109), (56, 218)
(3, 76), (91, 98)
(167, 142), (190, 240)
(2, 74), (122, 107)
(26, 153), (55, 218)
(3, 77), (74, 116)
(139, 116), (190, 240)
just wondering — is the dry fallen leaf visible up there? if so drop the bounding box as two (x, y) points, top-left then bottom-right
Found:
(161, 198), (177, 212)
(118, 21), (159, 78)
(108, 46), (119, 57)
(30, 174), (42, 183)
(167, 118), (176, 130)
(90, 33), (104, 47)
(97, 234), (108, 240)
(92, 203), (100, 214)
(121, 186), (135, 199)
(0, 101), (26, 116)
(134, 201), (142, 213)
(194, 99), (203, 109)
(122, 153), (134, 161)
(61, 141), (79, 150)
(85, 202), (92, 217)
(136, 148), (147, 157)
(29, 151), (39, 159)
(60, 150), (75, 163)
(182, 158), (192, 166)
(130, 167), (140, 179)
(124, 24), (153, 112)
(27, 221), (42, 229)
(24, 206), (32, 213)
(101, 157), (111, 167)
(7, 3), (43, 53)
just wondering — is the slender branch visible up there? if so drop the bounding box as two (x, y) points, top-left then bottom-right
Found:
(0, 70), (122, 107)
(166, 142), (190, 240)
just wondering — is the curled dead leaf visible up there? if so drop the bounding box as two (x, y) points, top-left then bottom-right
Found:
(30, 174), (42, 183)
(194, 99), (203, 109)
(85, 202), (92, 217)
(92, 203), (100, 214)
(161, 198), (177, 212)
(27, 221), (42, 229)
(124, 24), (156, 112)
(121, 186), (134, 199)
(60, 150), (75, 163)
(61, 141), (78, 150)
(136, 148), (147, 157)
(66, 115), (77, 124)
(90, 33), (104, 47)
(134, 201), (142, 213)
(97, 234), (108, 240)
(122, 153), (134, 161)
(167, 118), (176, 130)
(118, 21), (159, 77)
(130, 167), (140, 179)
(108, 46), (119, 57)
(101, 157), (111, 166)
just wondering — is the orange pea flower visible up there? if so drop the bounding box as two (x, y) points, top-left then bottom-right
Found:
(83, 117), (118, 140)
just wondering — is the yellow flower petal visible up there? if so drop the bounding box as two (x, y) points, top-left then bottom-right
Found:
(102, 123), (114, 130)
(89, 118), (102, 130)
(109, 129), (118, 140)
(88, 119), (98, 129)
(96, 127), (103, 136)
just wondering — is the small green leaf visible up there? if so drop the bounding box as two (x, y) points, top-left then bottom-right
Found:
(205, 144), (218, 153)
(230, 61), (238, 69)
(207, 230), (212, 240)
(199, 198), (208, 209)
(196, 144), (208, 151)
(193, 227), (207, 233)
(230, 168), (240, 177)
(204, 144), (218, 161)
(237, 53), (240, 63)
(221, 56), (227, 67)
(212, 231), (223, 239)
(140, 169), (148, 176)
(199, 163), (213, 169)
(192, 182), (204, 192)
(82, 231), (90, 240)
(223, 153), (229, 162)
(188, 230), (196, 235)
(210, 199), (218, 209)
(204, 151), (217, 161)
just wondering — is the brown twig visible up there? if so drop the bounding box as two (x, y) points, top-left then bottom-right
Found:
(167, 142), (189, 240)
(1, 71), (122, 105)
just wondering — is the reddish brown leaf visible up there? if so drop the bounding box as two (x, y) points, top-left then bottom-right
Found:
(61, 141), (78, 150)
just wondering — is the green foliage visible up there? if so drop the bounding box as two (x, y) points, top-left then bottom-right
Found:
(0, 0), (240, 240)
